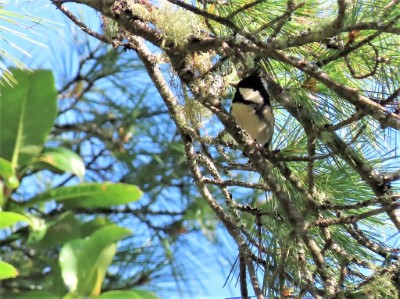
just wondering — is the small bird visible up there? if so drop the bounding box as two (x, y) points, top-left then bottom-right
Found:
(231, 70), (274, 148)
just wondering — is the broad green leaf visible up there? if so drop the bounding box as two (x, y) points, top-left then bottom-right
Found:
(0, 69), (57, 168)
(25, 182), (143, 209)
(83, 244), (117, 296)
(0, 158), (19, 207)
(133, 290), (160, 299)
(0, 181), (4, 208)
(59, 239), (85, 292)
(0, 211), (30, 229)
(63, 183), (142, 209)
(79, 217), (112, 238)
(77, 225), (131, 295)
(62, 293), (78, 299)
(0, 157), (19, 188)
(44, 259), (65, 297)
(26, 216), (47, 244)
(0, 261), (18, 280)
(14, 291), (58, 299)
(98, 290), (160, 299)
(0, 157), (14, 176)
(35, 147), (85, 178)
(32, 212), (81, 249)
(59, 225), (131, 296)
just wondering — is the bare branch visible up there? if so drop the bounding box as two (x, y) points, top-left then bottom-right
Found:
(51, 1), (112, 43)
(312, 202), (400, 227)
(332, 0), (347, 30)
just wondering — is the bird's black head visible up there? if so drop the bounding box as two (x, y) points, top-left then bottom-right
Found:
(233, 70), (271, 106)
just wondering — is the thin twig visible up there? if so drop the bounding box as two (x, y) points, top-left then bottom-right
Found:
(344, 42), (379, 79)
(307, 136), (317, 195)
(51, 0), (111, 43)
(318, 15), (400, 67)
(346, 223), (399, 260)
(227, 0), (265, 19)
(269, 0), (303, 40)
(332, 0), (347, 30)
(380, 87), (400, 107)
(239, 252), (249, 298)
(254, 2), (305, 35)
(312, 202), (400, 227)
(245, 254), (265, 299)
(323, 110), (366, 132)
(166, 0), (241, 33)
(319, 194), (399, 211)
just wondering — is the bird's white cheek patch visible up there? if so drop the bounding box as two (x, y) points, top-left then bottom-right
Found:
(238, 88), (263, 105)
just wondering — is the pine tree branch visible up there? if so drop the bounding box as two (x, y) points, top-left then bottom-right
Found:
(268, 0), (298, 40)
(346, 223), (399, 260)
(245, 254), (265, 299)
(239, 252), (249, 298)
(320, 194), (399, 210)
(312, 202), (400, 227)
(380, 87), (400, 107)
(271, 18), (400, 50)
(262, 73), (400, 231)
(332, 0), (347, 31)
(267, 50), (400, 130)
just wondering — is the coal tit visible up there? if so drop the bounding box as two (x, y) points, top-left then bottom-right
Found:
(231, 70), (274, 148)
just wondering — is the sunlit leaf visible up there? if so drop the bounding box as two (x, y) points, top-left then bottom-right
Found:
(0, 261), (18, 280)
(0, 211), (30, 229)
(59, 225), (131, 296)
(98, 290), (160, 299)
(13, 291), (58, 299)
(0, 157), (19, 189)
(25, 182), (143, 209)
(32, 212), (81, 249)
(79, 217), (112, 238)
(77, 225), (131, 295)
(34, 147), (85, 178)
(0, 69), (57, 168)
(59, 239), (85, 292)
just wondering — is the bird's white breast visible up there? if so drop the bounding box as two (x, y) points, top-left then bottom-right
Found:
(231, 103), (273, 145)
